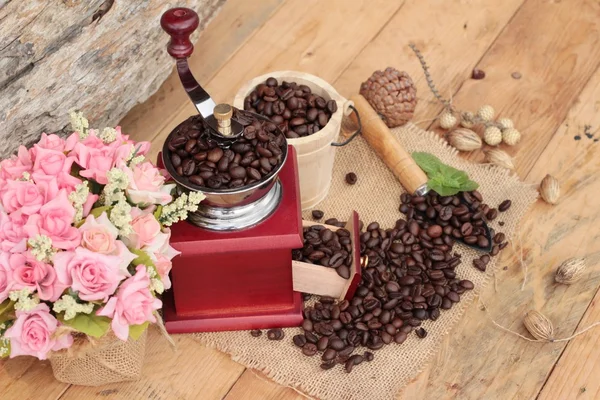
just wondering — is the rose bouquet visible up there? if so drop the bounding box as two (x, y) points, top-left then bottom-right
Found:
(0, 111), (203, 365)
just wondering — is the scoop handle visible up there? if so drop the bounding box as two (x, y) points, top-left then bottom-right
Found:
(349, 94), (428, 195)
(161, 8), (199, 59)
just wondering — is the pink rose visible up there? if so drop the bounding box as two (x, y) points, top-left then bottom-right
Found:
(152, 253), (173, 290)
(0, 252), (14, 302)
(54, 247), (126, 301)
(24, 189), (81, 250)
(122, 162), (175, 206)
(126, 208), (162, 249)
(78, 213), (136, 276)
(0, 146), (34, 185)
(31, 174), (59, 204)
(11, 252), (66, 302)
(1, 180), (43, 215)
(78, 147), (115, 185)
(0, 211), (28, 253)
(97, 265), (161, 341)
(81, 193), (98, 217)
(4, 304), (73, 360)
(36, 133), (67, 153)
(32, 146), (74, 177)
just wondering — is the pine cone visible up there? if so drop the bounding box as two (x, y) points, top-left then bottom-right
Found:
(359, 67), (417, 128)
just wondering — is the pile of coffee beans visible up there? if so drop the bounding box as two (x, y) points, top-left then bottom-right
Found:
(292, 224), (354, 279)
(399, 190), (511, 271)
(288, 191), (512, 373)
(243, 77), (338, 139)
(165, 110), (286, 190)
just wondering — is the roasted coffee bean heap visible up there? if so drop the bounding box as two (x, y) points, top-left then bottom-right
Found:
(291, 191), (513, 373)
(294, 218), (476, 372)
(243, 77), (338, 139)
(166, 111), (286, 189)
(292, 225), (354, 280)
(399, 190), (511, 271)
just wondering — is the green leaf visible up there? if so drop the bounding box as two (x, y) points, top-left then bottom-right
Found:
(89, 206), (111, 219)
(460, 179), (479, 192)
(412, 152), (443, 175)
(0, 339), (11, 358)
(153, 205), (163, 221)
(58, 313), (111, 338)
(429, 176), (461, 196)
(0, 300), (15, 325)
(129, 322), (149, 340)
(131, 249), (155, 268)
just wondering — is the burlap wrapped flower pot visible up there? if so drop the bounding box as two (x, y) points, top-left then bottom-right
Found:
(49, 331), (147, 386)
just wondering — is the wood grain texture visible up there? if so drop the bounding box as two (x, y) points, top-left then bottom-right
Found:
(445, 0), (600, 178)
(532, 65), (600, 400)
(224, 370), (305, 400)
(0, 356), (68, 399)
(0, 0), (224, 158)
(59, 326), (245, 400)
(143, 0), (406, 165)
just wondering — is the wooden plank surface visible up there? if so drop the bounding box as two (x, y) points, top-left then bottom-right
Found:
(2, 0), (600, 399)
(533, 65), (600, 400)
(60, 327), (245, 400)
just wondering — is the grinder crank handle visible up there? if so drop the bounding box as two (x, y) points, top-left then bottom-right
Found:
(349, 94), (429, 196)
(160, 8), (215, 118)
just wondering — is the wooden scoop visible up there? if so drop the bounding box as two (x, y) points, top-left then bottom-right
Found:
(348, 94), (492, 253)
(349, 94), (428, 196)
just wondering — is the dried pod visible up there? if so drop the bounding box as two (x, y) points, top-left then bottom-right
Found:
(523, 310), (555, 341)
(477, 105), (495, 122)
(485, 149), (515, 170)
(439, 112), (458, 129)
(497, 118), (514, 130)
(460, 111), (475, 128)
(540, 174), (560, 204)
(447, 128), (482, 151)
(555, 258), (586, 285)
(483, 126), (502, 146)
(502, 128), (521, 146)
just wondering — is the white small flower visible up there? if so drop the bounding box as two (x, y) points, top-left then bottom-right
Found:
(27, 235), (55, 262)
(69, 110), (89, 139)
(68, 182), (90, 224)
(110, 197), (133, 236)
(102, 168), (130, 206)
(19, 172), (31, 181)
(9, 288), (40, 312)
(159, 192), (205, 227)
(99, 127), (117, 144)
(151, 278), (164, 294)
(53, 294), (94, 320)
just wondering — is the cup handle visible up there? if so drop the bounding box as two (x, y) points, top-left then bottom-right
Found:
(331, 103), (361, 147)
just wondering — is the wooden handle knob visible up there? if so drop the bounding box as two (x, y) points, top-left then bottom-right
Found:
(349, 94), (428, 195)
(161, 8), (199, 59)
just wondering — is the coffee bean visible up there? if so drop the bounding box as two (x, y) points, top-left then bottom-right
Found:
(293, 334), (307, 347)
(486, 208), (498, 220)
(267, 328), (284, 340)
(317, 336), (329, 351)
(415, 327), (428, 338)
(250, 329), (262, 337)
(427, 225), (443, 238)
(477, 236), (490, 248)
(498, 200), (512, 212)
(302, 343), (318, 356)
(312, 210), (324, 220)
(364, 351), (374, 362)
(494, 232), (506, 243)
(439, 206), (453, 221)
(345, 172), (358, 185)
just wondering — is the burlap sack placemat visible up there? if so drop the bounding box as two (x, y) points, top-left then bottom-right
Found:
(193, 123), (538, 400)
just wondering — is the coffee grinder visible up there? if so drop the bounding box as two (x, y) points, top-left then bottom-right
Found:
(159, 8), (361, 333)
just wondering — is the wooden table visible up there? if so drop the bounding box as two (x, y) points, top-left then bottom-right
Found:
(2, 0), (600, 398)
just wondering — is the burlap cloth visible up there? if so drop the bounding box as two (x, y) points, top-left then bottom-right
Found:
(193, 123), (538, 400)
(50, 331), (147, 386)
